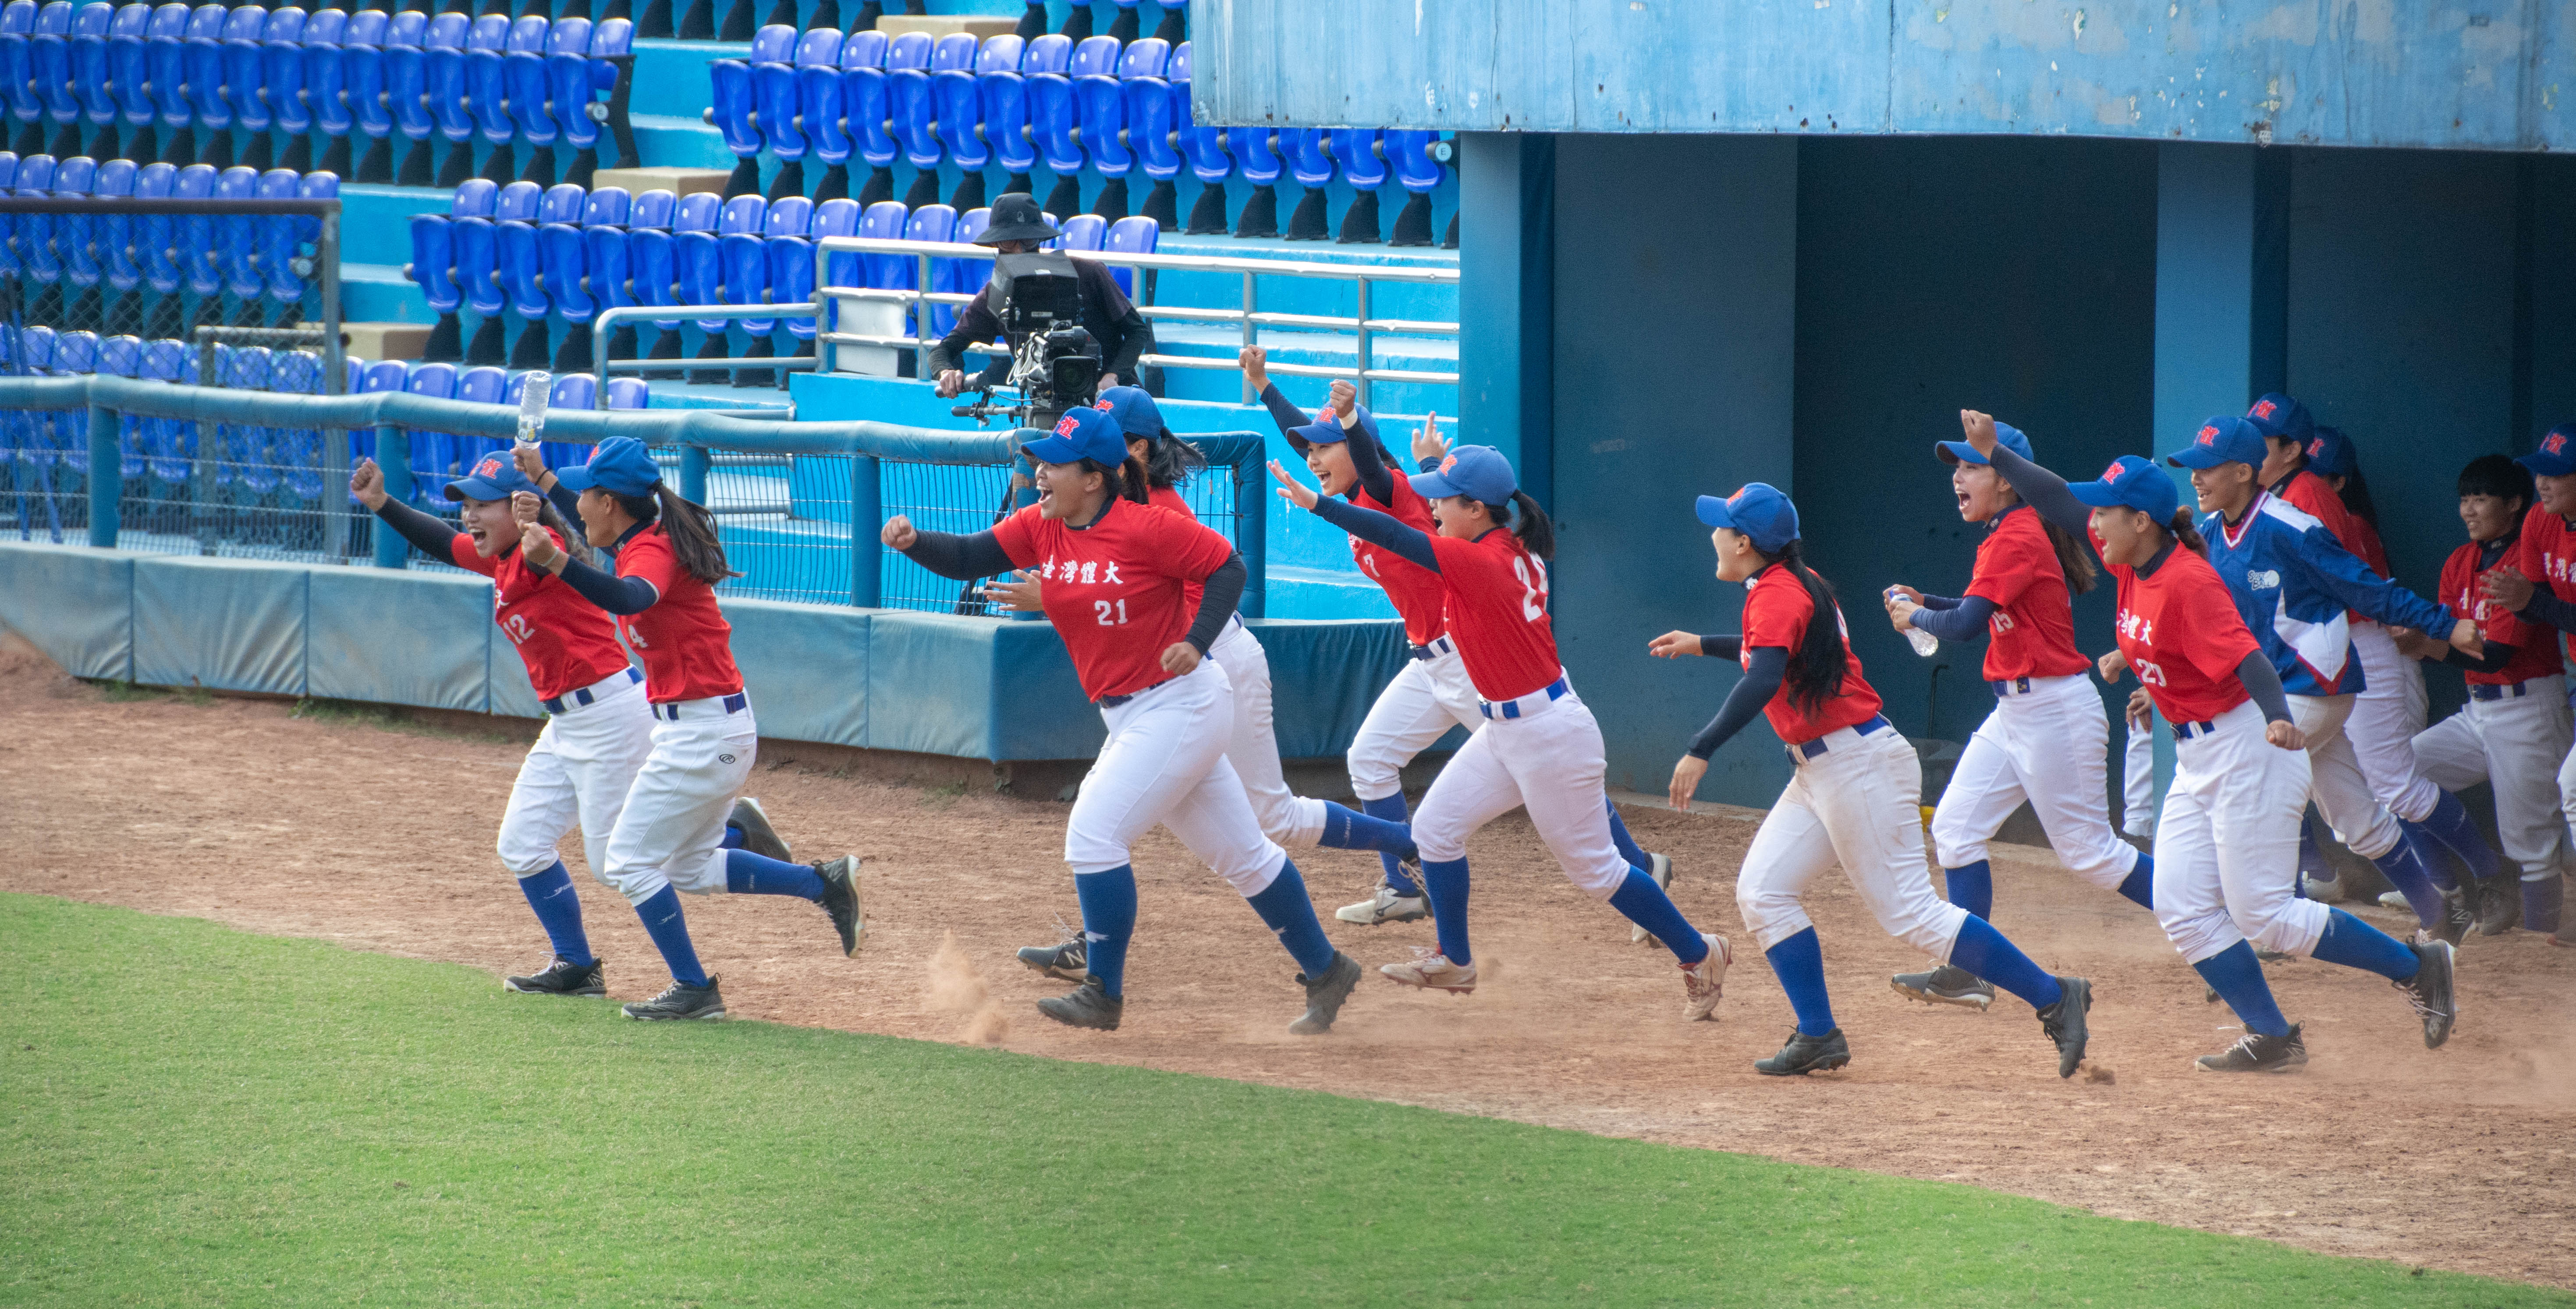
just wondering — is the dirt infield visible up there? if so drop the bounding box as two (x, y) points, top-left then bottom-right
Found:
(4, 644), (2570, 1290)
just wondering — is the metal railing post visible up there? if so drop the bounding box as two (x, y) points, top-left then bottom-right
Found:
(1354, 275), (1373, 409)
(1236, 449), (1266, 619)
(85, 402), (117, 548)
(850, 453), (880, 608)
(915, 253), (933, 379)
(679, 442), (711, 506)
(372, 424), (410, 568)
(320, 209), (349, 562)
(1240, 269), (1256, 404)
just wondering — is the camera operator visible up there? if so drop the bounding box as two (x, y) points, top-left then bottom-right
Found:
(929, 194), (1153, 407)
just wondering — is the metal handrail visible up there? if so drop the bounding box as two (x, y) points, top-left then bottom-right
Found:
(590, 302), (820, 405)
(807, 237), (1460, 405)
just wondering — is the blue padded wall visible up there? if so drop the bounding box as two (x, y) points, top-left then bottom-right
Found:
(131, 557), (312, 696)
(308, 568), (497, 714)
(724, 600), (873, 748)
(0, 543), (132, 680)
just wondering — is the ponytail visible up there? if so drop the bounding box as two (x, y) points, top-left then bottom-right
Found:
(611, 485), (738, 583)
(534, 499), (595, 569)
(2337, 465), (2380, 529)
(2041, 518), (2098, 595)
(1770, 541), (1849, 717)
(1139, 426), (1206, 491)
(1480, 491), (1555, 560)
(1095, 455), (1145, 506)
(2167, 508), (2208, 557)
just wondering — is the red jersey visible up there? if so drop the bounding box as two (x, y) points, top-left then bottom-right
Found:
(993, 497), (1237, 700)
(449, 529), (630, 701)
(2275, 470), (2385, 623)
(1739, 563), (1884, 744)
(1962, 505), (2088, 683)
(1348, 475), (1447, 646)
(615, 526), (744, 703)
(1145, 484), (1203, 612)
(2513, 506), (2576, 666)
(2096, 531), (2261, 725)
(2441, 537), (2563, 686)
(1426, 527), (1561, 701)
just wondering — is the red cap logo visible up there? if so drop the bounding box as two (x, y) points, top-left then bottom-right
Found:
(1053, 413), (1081, 437)
(1093, 397), (1114, 412)
(1440, 454), (1458, 474)
(2250, 399), (2278, 419)
(2099, 460), (2126, 482)
(476, 457), (502, 478)
(2306, 437), (2326, 458)
(2196, 425), (2220, 446)
(1728, 487), (1748, 506)
(2548, 432), (2569, 456)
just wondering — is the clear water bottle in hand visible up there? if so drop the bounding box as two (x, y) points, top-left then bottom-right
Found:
(516, 371), (552, 446)
(1887, 587), (1939, 657)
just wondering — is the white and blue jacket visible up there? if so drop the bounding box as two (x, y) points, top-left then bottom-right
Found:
(2200, 491), (2452, 697)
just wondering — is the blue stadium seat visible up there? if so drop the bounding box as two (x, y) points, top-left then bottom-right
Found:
(398, 361), (458, 504)
(499, 15), (558, 183)
(214, 165), (263, 307)
(1056, 210), (1102, 252)
(552, 17), (630, 183)
(974, 33), (1030, 183)
(1102, 212), (1154, 299)
(901, 201), (954, 336)
(575, 184), (637, 365)
(69, 3), (117, 151)
(496, 178), (564, 369)
(626, 185), (682, 371)
(763, 193), (814, 350)
(215, 5), (265, 146)
(1279, 126), (1333, 240)
(808, 192), (859, 288)
(408, 12), (474, 188)
(930, 32), (985, 208)
(15, 153), (61, 317)
(882, 30), (940, 208)
(669, 189), (725, 378)
(1065, 35), (1126, 212)
(405, 178), (490, 362)
(177, 4), (226, 161)
(450, 179), (509, 364)
(1326, 127), (1384, 243)
(459, 14), (514, 181)
(1383, 128), (1444, 246)
(1168, 43), (1228, 233)
(217, 343), (273, 493)
(855, 196), (906, 289)
(707, 21), (788, 199)
(15, 324), (56, 372)
(604, 376), (646, 409)
(103, 3), (149, 145)
(0, 3), (39, 152)
(1022, 33), (1082, 217)
(261, 5), (312, 161)
(32, 2), (77, 150)
(1118, 36), (1177, 228)
(715, 192), (770, 381)
(786, 27), (845, 192)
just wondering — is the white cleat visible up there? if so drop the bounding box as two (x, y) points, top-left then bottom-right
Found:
(1632, 852), (1676, 946)
(1681, 931), (1731, 1021)
(1337, 884), (1431, 925)
(1379, 947), (1477, 994)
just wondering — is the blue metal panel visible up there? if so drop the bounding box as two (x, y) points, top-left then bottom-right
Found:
(1457, 132), (1551, 506)
(131, 555), (310, 695)
(1197, 0), (2576, 150)
(308, 565), (496, 712)
(727, 598), (871, 747)
(0, 541), (131, 680)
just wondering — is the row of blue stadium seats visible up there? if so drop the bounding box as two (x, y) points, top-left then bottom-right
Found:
(0, 2), (633, 187)
(709, 31), (1450, 244)
(403, 176), (1156, 371)
(692, 0), (1182, 50)
(2, 155), (337, 334)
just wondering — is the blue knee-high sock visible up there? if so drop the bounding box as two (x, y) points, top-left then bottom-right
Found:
(1419, 856), (1473, 964)
(1607, 867), (1708, 964)
(1319, 803), (1416, 859)
(2113, 853), (2155, 910)
(1605, 798), (1650, 870)
(2371, 828), (2449, 927)
(723, 849), (824, 900)
(2311, 907), (2420, 981)
(1361, 793), (1421, 896)
(719, 825), (745, 850)
(517, 860), (593, 966)
(1763, 927), (1838, 1037)
(1072, 865), (1138, 997)
(2193, 940), (2292, 1037)
(2414, 792), (2503, 885)
(1945, 916), (2064, 1011)
(1245, 859), (1338, 977)
(1941, 859), (1994, 920)
(633, 884), (707, 987)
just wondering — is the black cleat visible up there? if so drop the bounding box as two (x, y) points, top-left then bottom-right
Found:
(2196, 1024), (2307, 1073)
(728, 796), (792, 862)
(815, 854), (864, 957)
(2037, 976), (2091, 1079)
(2470, 877), (2520, 936)
(1891, 963), (1995, 1011)
(2399, 938), (2457, 1049)
(504, 956), (604, 996)
(1037, 978), (1123, 1030)
(1017, 935), (1088, 983)
(1290, 951), (1362, 1035)
(2426, 886), (2474, 948)
(622, 976), (726, 1021)
(1755, 1027), (1852, 1076)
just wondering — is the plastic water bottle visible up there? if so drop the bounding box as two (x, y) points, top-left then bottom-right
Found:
(1888, 587), (1939, 657)
(515, 371), (552, 446)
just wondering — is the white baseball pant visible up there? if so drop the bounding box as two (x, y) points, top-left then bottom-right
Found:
(2121, 705), (2159, 839)
(2346, 621), (2437, 821)
(2152, 700), (2325, 963)
(1066, 660), (1290, 896)
(1345, 639), (1481, 803)
(1736, 722), (1971, 959)
(1410, 688), (1627, 899)
(1205, 619), (1330, 848)
(1930, 675), (2141, 890)
(2413, 676), (2573, 877)
(497, 667), (653, 880)
(2290, 693), (2404, 861)
(600, 695), (758, 906)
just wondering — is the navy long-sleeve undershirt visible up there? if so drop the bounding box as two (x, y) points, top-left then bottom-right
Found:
(1310, 494), (1441, 573)
(898, 527), (1248, 654)
(1688, 646), (1788, 760)
(1905, 594), (1998, 643)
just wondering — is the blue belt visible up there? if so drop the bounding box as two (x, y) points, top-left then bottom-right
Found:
(2470, 681), (2533, 702)
(1479, 676), (1568, 721)
(1408, 636), (1457, 662)
(653, 690), (747, 721)
(541, 666), (640, 715)
(2171, 717), (2221, 740)
(1096, 677), (1173, 709)
(1790, 713), (1889, 761)
(1988, 676), (2032, 697)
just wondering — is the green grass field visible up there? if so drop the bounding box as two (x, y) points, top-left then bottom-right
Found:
(3, 892), (2565, 1308)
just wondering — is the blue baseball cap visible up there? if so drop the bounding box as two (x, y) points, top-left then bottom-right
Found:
(2518, 423), (2576, 478)
(1410, 444), (1518, 505)
(555, 435), (662, 496)
(2068, 455), (2182, 523)
(1092, 386), (1164, 439)
(1021, 405), (1129, 467)
(2303, 425), (2355, 478)
(2244, 393), (2313, 444)
(1695, 482), (1799, 554)
(444, 448), (542, 502)
(1935, 419), (2033, 467)
(2166, 415), (2268, 471)
(1288, 403), (1382, 454)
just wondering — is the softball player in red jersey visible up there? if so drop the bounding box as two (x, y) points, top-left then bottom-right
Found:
(512, 437), (862, 1022)
(1271, 443), (1731, 1022)
(891, 407), (1365, 1036)
(1973, 413), (2457, 1071)
(1656, 483), (2090, 1077)
(2393, 455), (2570, 937)
(2475, 426), (2576, 940)
(1879, 421), (2150, 1013)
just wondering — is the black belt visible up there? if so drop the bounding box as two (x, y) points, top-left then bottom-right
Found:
(2470, 681), (2534, 702)
(2172, 717), (2222, 739)
(653, 691), (747, 721)
(1792, 714), (1890, 761)
(1096, 678), (1173, 709)
(541, 666), (640, 715)
(1988, 676), (2031, 696)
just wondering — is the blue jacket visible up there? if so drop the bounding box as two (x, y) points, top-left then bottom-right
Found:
(2200, 491), (2452, 697)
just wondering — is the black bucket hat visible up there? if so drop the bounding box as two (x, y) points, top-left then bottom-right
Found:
(975, 193), (1061, 246)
